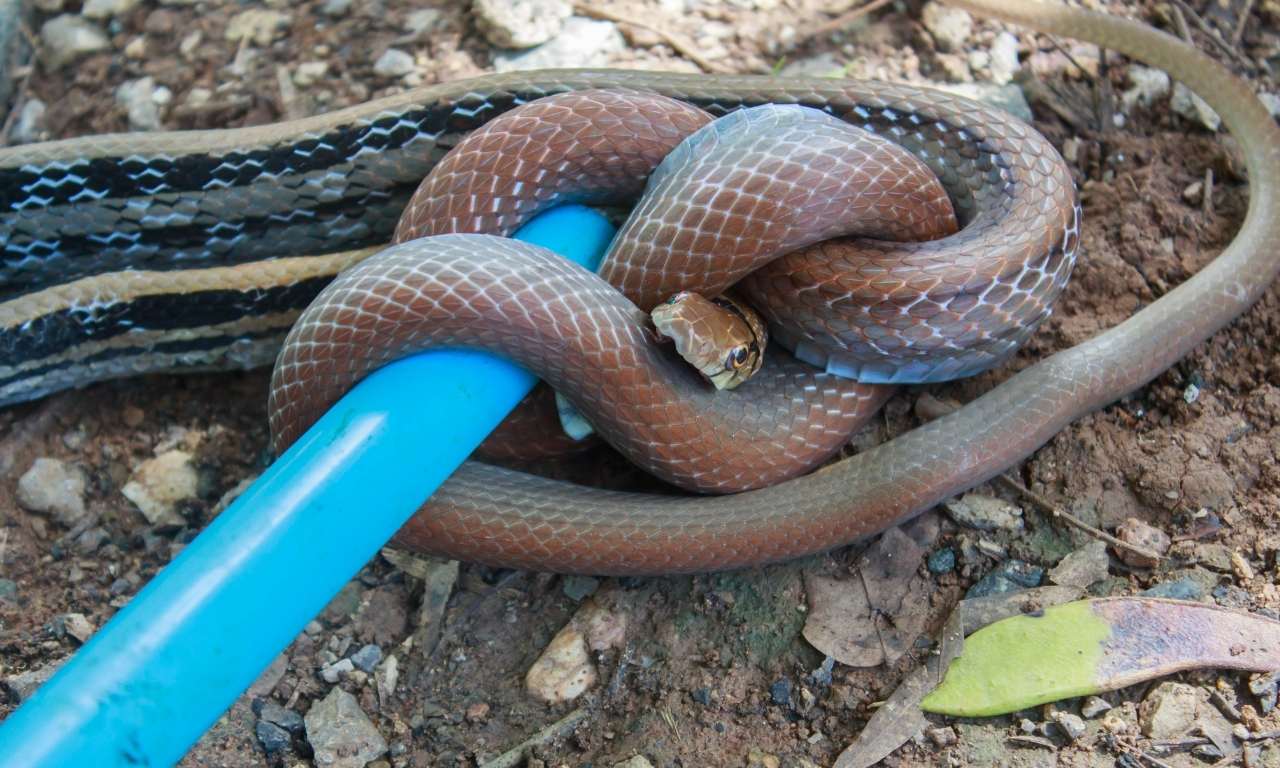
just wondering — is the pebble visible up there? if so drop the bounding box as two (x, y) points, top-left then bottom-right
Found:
(493, 16), (624, 72)
(224, 9), (290, 46)
(474, 0), (571, 49)
(525, 621), (596, 703)
(1047, 541), (1110, 588)
(1112, 518), (1170, 567)
(11, 99), (47, 144)
(294, 61), (329, 87)
(613, 757), (655, 768)
(1172, 83), (1221, 131)
(921, 1), (972, 52)
(779, 52), (845, 79)
(926, 726), (958, 747)
(350, 643), (382, 673)
(1231, 551), (1255, 582)
(320, 0), (350, 17)
(1121, 65), (1171, 111)
(746, 747), (780, 768)
(965, 559), (1043, 599)
(375, 654), (399, 704)
(1193, 542), (1236, 572)
(1139, 682), (1198, 738)
(0, 579), (17, 602)
(985, 32), (1019, 85)
(258, 701), (305, 734)
(80, 0), (140, 19)
(770, 678), (792, 706)
(1259, 92), (1280, 118)
(320, 657), (354, 684)
(17, 458), (88, 528)
(404, 8), (443, 36)
(943, 494), (1023, 531)
(40, 15), (110, 69)
(1142, 577), (1206, 602)
(373, 48), (415, 78)
(927, 547), (956, 575)
(305, 688), (387, 768)
(122, 449), (198, 528)
(1081, 696), (1112, 718)
(61, 612), (95, 644)
(464, 701), (490, 722)
(34, 0), (64, 11)
(1053, 711), (1086, 741)
(3, 660), (64, 702)
(115, 77), (166, 132)
(255, 720), (291, 753)
(562, 575), (599, 602)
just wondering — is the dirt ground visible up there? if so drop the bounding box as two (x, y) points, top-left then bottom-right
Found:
(2, 0), (1279, 766)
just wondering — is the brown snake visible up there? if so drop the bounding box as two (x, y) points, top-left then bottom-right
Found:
(6, 0), (1280, 573)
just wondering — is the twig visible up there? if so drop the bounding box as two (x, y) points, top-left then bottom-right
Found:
(797, 0), (895, 44)
(573, 4), (726, 73)
(1166, 0), (1255, 71)
(1043, 34), (1098, 83)
(0, 22), (38, 147)
(1202, 167), (1214, 217)
(1231, 0), (1256, 48)
(477, 708), (589, 768)
(1170, 3), (1194, 44)
(995, 475), (1164, 564)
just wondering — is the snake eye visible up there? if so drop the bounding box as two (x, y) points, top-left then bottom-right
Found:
(727, 346), (749, 369)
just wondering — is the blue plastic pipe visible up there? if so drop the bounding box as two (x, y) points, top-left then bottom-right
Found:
(0, 205), (616, 768)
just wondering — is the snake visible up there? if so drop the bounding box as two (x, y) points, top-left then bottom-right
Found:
(2, 0), (1278, 574)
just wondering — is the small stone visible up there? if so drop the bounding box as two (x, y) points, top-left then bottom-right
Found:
(1140, 682), (1199, 739)
(1081, 696), (1112, 718)
(965, 559), (1043, 599)
(1231, 551), (1255, 582)
(1172, 83), (1221, 131)
(258, 701), (305, 734)
(373, 48), (415, 78)
(17, 458), (88, 528)
(1048, 541), (1110, 588)
(320, 0), (351, 17)
(562, 575), (599, 601)
(465, 701), (490, 722)
(375, 655), (399, 704)
(921, 1), (972, 52)
(1019, 718), (1037, 733)
(1122, 65), (1171, 111)
(746, 747), (781, 768)
(255, 720), (291, 753)
(770, 678), (792, 706)
(927, 547), (956, 575)
(11, 99), (47, 144)
(1053, 711), (1087, 741)
(0, 579), (17, 602)
(525, 622), (596, 703)
(122, 449), (198, 528)
(123, 36), (146, 59)
(926, 726), (958, 747)
(34, 0), (65, 10)
(293, 61), (328, 87)
(1193, 542), (1236, 572)
(61, 612), (94, 644)
(3, 660), (65, 702)
(474, 0), (571, 49)
(115, 77), (163, 132)
(612, 757), (654, 768)
(305, 688), (388, 768)
(1183, 180), (1204, 205)
(80, 0), (140, 19)
(404, 8), (442, 35)
(493, 16), (624, 72)
(778, 52), (845, 79)
(225, 9), (290, 46)
(320, 657), (354, 684)
(985, 32), (1019, 85)
(350, 644), (382, 673)
(1113, 518), (1170, 567)
(1259, 92), (1280, 117)
(40, 15), (110, 69)
(943, 494), (1023, 531)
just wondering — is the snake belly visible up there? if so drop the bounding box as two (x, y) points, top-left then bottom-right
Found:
(3, 0), (1279, 574)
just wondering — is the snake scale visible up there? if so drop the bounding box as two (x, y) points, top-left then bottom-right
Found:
(3, 0), (1279, 573)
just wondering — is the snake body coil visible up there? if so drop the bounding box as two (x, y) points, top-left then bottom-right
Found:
(2, 0), (1278, 573)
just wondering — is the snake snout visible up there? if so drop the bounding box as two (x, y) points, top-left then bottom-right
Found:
(650, 291), (767, 390)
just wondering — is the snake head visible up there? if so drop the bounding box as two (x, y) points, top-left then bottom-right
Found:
(651, 291), (767, 390)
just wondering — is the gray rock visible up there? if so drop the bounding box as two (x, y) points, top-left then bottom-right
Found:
(350, 643), (382, 673)
(122, 449), (197, 528)
(1142, 577), (1205, 602)
(256, 720), (291, 753)
(40, 15), (109, 69)
(1048, 541), (1109, 588)
(562, 575), (599, 601)
(375, 654), (399, 705)
(985, 32), (1019, 85)
(943, 494), (1023, 531)
(404, 8), (443, 35)
(1113, 517), (1170, 567)
(779, 52), (845, 79)
(259, 701), (305, 734)
(320, 0), (351, 17)
(81, 0), (141, 19)
(320, 657), (354, 684)
(1260, 92), (1280, 118)
(373, 48), (415, 78)
(60, 612), (95, 644)
(1172, 82), (1221, 131)
(1081, 696), (1112, 718)
(305, 688), (388, 768)
(474, 0), (571, 49)
(613, 757), (655, 768)
(930, 82), (1034, 123)
(921, 1), (972, 52)
(1122, 65), (1171, 111)
(3, 660), (65, 702)
(493, 16), (624, 72)
(927, 547), (956, 575)
(17, 458), (88, 528)
(1140, 682), (1198, 739)
(965, 559), (1043, 599)
(11, 99), (47, 145)
(0, 579), (17, 602)
(115, 77), (166, 132)
(225, 9), (290, 46)
(1053, 711), (1086, 741)
(293, 61), (329, 87)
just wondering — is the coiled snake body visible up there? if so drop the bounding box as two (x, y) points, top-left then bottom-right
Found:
(3, 0), (1278, 573)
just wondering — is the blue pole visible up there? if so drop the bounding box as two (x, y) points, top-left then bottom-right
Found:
(0, 205), (616, 767)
